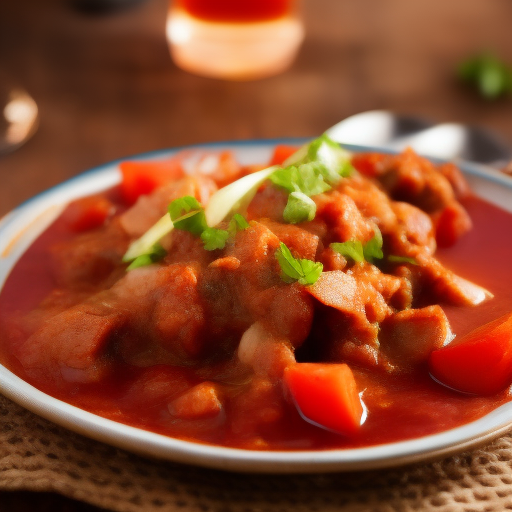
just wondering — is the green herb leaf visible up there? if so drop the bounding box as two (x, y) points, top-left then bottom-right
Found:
(458, 53), (512, 99)
(330, 228), (384, 265)
(330, 240), (365, 263)
(363, 228), (384, 264)
(168, 196), (207, 235)
(228, 213), (250, 236)
(275, 242), (323, 286)
(307, 134), (354, 182)
(387, 255), (418, 265)
(283, 191), (317, 224)
(127, 244), (166, 270)
(201, 227), (230, 251)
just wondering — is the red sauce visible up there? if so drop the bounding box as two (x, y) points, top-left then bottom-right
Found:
(174, 0), (296, 23)
(0, 193), (511, 450)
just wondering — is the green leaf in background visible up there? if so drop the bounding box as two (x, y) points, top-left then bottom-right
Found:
(458, 53), (512, 100)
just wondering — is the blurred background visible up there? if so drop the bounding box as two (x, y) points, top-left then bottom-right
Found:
(1, 0), (512, 219)
(0, 0), (511, 509)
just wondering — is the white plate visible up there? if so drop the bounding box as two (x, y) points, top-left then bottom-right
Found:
(1, 140), (512, 473)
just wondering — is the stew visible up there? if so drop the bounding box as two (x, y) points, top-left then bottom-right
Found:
(0, 138), (511, 451)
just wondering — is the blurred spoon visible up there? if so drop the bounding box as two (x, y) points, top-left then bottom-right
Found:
(326, 110), (512, 167)
(0, 86), (39, 154)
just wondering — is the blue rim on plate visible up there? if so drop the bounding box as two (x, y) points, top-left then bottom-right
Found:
(0, 139), (511, 473)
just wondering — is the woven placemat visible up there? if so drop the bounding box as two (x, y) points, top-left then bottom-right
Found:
(1, 393), (512, 512)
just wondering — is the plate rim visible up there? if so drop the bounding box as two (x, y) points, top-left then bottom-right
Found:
(1, 138), (512, 473)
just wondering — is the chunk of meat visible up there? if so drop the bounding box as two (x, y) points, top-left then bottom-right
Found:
(307, 270), (390, 324)
(389, 201), (436, 255)
(17, 302), (123, 385)
(246, 182), (288, 222)
(415, 255), (493, 307)
(374, 148), (457, 213)
(431, 201), (472, 248)
(315, 192), (375, 245)
(379, 305), (452, 372)
(112, 264), (207, 365)
(260, 219), (320, 260)
(50, 220), (129, 289)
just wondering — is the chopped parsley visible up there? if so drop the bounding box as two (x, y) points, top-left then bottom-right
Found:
(270, 135), (354, 224)
(387, 255), (418, 265)
(168, 196), (207, 236)
(362, 228), (384, 264)
(275, 242), (323, 286)
(201, 227), (230, 251)
(283, 191), (317, 224)
(127, 244), (166, 271)
(168, 197), (250, 252)
(330, 240), (365, 263)
(331, 229), (417, 267)
(228, 213), (250, 235)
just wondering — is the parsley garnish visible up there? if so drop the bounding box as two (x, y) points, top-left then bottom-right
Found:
(168, 196), (207, 236)
(127, 244), (166, 270)
(331, 229), (417, 267)
(168, 197), (249, 251)
(283, 191), (317, 224)
(201, 227), (230, 251)
(228, 213), (250, 235)
(331, 228), (384, 264)
(387, 255), (418, 265)
(270, 135), (354, 224)
(362, 228), (384, 264)
(275, 242), (323, 286)
(330, 240), (365, 263)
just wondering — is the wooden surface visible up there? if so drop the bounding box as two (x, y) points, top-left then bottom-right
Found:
(0, 0), (511, 509)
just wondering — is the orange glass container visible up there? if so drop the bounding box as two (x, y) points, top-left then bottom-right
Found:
(166, 0), (304, 80)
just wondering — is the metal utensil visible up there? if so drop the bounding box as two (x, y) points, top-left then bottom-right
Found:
(326, 110), (512, 167)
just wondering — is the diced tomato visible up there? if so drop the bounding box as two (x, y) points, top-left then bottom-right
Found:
(119, 159), (185, 205)
(284, 363), (363, 435)
(351, 153), (386, 177)
(63, 196), (114, 232)
(429, 312), (512, 395)
(268, 145), (299, 166)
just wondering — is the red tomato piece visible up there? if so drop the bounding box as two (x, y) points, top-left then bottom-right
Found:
(63, 196), (114, 232)
(268, 145), (299, 166)
(284, 363), (363, 435)
(119, 159), (185, 205)
(429, 312), (512, 395)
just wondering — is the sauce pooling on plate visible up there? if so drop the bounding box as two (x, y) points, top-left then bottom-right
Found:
(0, 138), (511, 451)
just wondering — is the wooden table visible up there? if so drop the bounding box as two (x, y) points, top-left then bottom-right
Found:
(0, 0), (511, 509)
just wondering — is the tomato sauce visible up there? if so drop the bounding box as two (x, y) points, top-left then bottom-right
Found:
(174, 0), (296, 23)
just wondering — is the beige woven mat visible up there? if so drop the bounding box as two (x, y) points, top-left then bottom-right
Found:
(1, 393), (512, 512)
